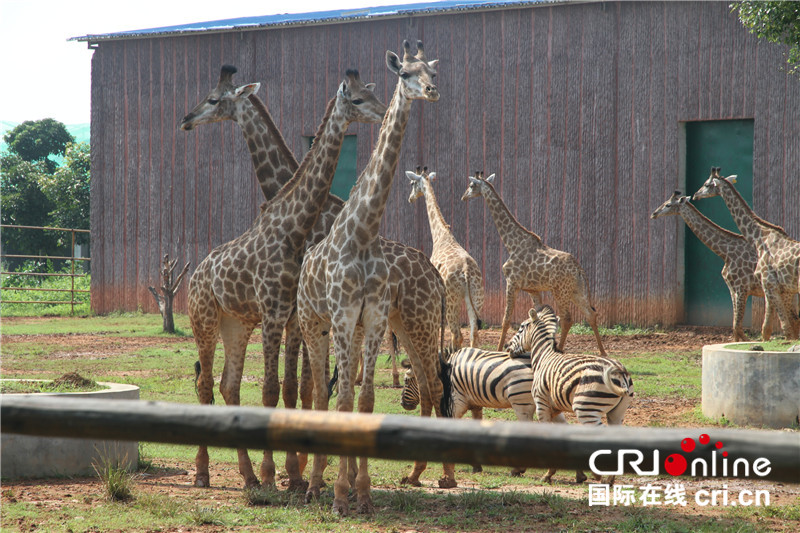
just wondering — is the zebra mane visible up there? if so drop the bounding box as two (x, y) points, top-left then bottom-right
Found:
(530, 304), (561, 354)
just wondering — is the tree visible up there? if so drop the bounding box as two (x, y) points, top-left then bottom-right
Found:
(38, 142), (91, 243)
(731, 1), (800, 75)
(3, 119), (75, 172)
(0, 152), (60, 262)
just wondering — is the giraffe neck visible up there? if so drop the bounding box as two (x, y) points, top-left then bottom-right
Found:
(335, 83), (413, 245)
(263, 97), (350, 250)
(678, 202), (745, 261)
(239, 94), (299, 200)
(481, 182), (542, 256)
(716, 180), (772, 245)
(422, 180), (458, 251)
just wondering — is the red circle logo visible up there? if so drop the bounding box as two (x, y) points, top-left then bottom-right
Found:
(664, 453), (688, 476)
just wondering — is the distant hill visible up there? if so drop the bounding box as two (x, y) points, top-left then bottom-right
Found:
(1, 120), (90, 155)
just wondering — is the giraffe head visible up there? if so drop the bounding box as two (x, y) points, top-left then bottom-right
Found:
(386, 40), (439, 102)
(650, 190), (691, 219)
(179, 65), (260, 130)
(460, 171), (497, 201)
(335, 69), (387, 125)
(405, 166), (437, 203)
(692, 166), (738, 200)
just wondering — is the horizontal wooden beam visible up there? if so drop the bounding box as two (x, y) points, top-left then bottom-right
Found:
(2, 396), (797, 482)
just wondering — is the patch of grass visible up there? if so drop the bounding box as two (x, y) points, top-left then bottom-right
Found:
(571, 322), (658, 336)
(93, 455), (137, 502)
(724, 340), (797, 351)
(617, 351), (702, 398)
(0, 375), (105, 394)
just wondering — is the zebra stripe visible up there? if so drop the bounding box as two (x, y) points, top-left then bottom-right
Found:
(401, 348), (535, 419)
(508, 304), (635, 484)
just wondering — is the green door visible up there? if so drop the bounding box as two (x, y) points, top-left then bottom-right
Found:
(684, 119), (754, 326)
(304, 134), (358, 200)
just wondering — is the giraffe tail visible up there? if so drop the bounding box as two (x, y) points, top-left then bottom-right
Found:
(328, 365), (339, 398)
(463, 265), (483, 331)
(194, 360), (214, 405)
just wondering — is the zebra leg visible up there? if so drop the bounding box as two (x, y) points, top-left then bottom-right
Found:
(469, 407), (484, 473)
(535, 400), (560, 483)
(601, 396), (634, 485)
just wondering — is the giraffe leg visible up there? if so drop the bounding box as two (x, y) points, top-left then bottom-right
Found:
(762, 295), (774, 341)
(218, 315), (259, 488)
(303, 321), (331, 504)
(555, 300), (574, 354)
(497, 283), (519, 350)
(730, 288), (747, 342)
(191, 309), (219, 488)
(329, 317), (360, 516)
(354, 324), (384, 515)
(297, 341), (312, 474)
(278, 315), (308, 491)
(446, 289), (463, 349)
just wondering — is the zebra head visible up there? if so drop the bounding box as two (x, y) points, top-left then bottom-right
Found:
(399, 353), (454, 417)
(505, 305), (560, 355)
(400, 359), (420, 411)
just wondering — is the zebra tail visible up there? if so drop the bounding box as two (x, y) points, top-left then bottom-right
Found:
(602, 365), (630, 397)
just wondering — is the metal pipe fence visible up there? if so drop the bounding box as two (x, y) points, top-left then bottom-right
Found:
(0, 224), (90, 314)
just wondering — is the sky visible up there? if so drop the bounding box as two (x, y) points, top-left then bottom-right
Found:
(0, 0), (419, 126)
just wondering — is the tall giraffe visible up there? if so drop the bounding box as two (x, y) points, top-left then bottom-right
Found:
(184, 70), (387, 491)
(182, 65), (453, 487)
(461, 172), (607, 356)
(693, 168), (800, 339)
(650, 191), (774, 341)
(297, 40), (443, 516)
(406, 167), (485, 348)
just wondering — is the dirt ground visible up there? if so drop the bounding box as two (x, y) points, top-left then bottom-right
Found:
(2, 320), (798, 531)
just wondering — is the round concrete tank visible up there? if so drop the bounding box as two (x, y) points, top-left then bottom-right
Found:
(1, 381), (140, 479)
(702, 343), (800, 429)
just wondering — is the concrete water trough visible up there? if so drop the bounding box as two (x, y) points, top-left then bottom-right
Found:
(1, 380), (140, 479)
(702, 343), (800, 429)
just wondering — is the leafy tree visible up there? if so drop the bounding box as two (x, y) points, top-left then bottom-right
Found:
(731, 1), (800, 75)
(0, 152), (60, 263)
(3, 118), (75, 172)
(39, 142), (91, 243)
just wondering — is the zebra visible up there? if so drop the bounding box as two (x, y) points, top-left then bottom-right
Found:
(401, 346), (540, 476)
(505, 304), (634, 484)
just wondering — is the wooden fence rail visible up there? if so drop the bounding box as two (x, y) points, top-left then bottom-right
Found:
(3, 397), (798, 483)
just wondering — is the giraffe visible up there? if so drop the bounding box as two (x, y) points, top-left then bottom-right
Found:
(183, 70), (387, 492)
(650, 191), (775, 341)
(406, 166), (485, 348)
(181, 64), (454, 488)
(297, 40), (445, 516)
(693, 167), (800, 340)
(460, 172), (607, 356)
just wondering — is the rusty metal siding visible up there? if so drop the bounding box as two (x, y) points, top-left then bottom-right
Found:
(89, 1), (800, 327)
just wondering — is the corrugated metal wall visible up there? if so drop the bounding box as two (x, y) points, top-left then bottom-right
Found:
(89, 1), (800, 326)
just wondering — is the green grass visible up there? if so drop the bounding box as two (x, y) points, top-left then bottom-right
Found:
(1, 314), (797, 533)
(0, 377), (105, 394)
(1, 266), (91, 317)
(724, 340), (798, 351)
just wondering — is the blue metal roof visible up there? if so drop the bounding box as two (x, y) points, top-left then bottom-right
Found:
(72, 0), (565, 42)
